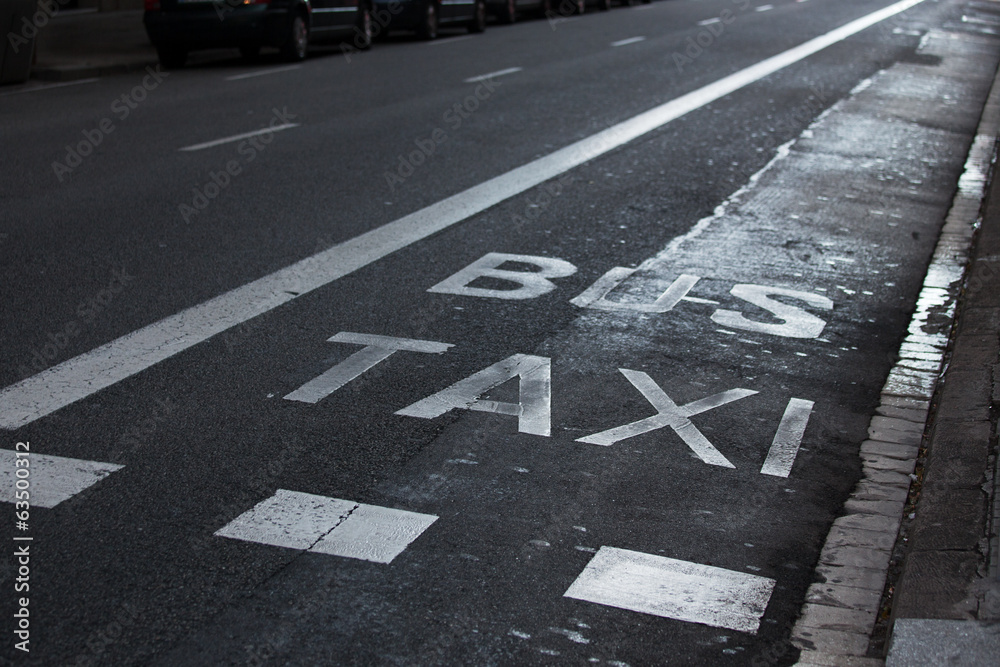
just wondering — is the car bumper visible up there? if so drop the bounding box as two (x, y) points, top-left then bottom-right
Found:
(372, 0), (424, 31)
(144, 5), (291, 50)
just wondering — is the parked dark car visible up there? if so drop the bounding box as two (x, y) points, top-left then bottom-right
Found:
(144, 0), (375, 68)
(485, 0), (550, 24)
(373, 0), (486, 40)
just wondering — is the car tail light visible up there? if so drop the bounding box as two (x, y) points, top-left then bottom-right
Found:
(144, 0), (160, 9)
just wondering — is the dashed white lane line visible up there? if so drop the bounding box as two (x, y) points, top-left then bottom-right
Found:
(463, 67), (523, 83)
(697, 17), (721, 25)
(756, 3), (774, 10)
(178, 123), (299, 151)
(215, 489), (437, 563)
(0, 450), (122, 508)
(0, 78), (99, 97)
(225, 65), (302, 81)
(564, 547), (776, 634)
(611, 36), (647, 47)
(428, 35), (474, 46)
(0, 0), (928, 431)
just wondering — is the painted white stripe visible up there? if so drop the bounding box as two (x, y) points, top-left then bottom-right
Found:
(215, 489), (437, 563)
(0, 450), (122, 508)
(0, 0), (927, 431)
(697, 17), (721, 25)
(611, 36), (646, 47)
(178, 123), (299, 151)
(755, 3), (773, 10)
(427, 35), (474, 46)
(760, 398), (814, 477)
(463, 67), (523, 83)
(565, 547), (776, 633)
(0, 78), (99, 97)
(226, 65), (302, 81)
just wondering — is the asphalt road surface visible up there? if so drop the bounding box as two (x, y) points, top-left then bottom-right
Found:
(2, 0), (1000, 663)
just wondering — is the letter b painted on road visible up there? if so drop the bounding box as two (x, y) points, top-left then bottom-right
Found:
(428, 252), (577, 300)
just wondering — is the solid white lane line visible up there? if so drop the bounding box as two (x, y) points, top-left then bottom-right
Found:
(463, 67), (522, 83)
(565, 547), (776, 633)
(0, 78), (99, 97)
(697, 17), (721, 25)
(428, 35), (474, 46)
(226, 65), (302, 81)
(756, 3), (774, 10)
(178, 123), (299, 151)
(0, 450), (122, 508)
(0, 0), (928, 431)
(611, 36), (646, 47)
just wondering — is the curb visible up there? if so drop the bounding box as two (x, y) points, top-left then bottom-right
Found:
(789, 34), (1000, 667)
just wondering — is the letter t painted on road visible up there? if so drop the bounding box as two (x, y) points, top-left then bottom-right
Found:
(283, 332), (453, 404)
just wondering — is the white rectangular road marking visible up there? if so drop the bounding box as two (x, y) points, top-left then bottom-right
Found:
(0, 450), (122, 508)
(0, 0), (927, 431)
(565, 547), (776, 634)
(463, 67), (523, 84)
(312, 503), (438, 563)
(178, 123), (299, 152)
(215, 489), (437, 563)
(611, 36), (646, 47)
(697, 17), (721, 25)
(756, 3), (774, 10)
(226, 65), (302, 81)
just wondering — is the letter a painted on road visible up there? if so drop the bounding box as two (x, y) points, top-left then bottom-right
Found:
(396, 354), (551, 436)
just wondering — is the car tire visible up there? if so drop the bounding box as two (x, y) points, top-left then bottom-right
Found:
(156, 46), (187, 69)
(239, 45), (261, 61)
(355, 2), (374, 49)
(598, 0), (609, 10)
(281, 13), (309, 61)
(417, 1), (438, 40)
(468, 0), (487, 32)
(501, 0), (516, 23)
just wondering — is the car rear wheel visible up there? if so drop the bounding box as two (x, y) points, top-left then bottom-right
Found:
(156, 46), (187, 69)
(417, 1), (438, 40)
(468, 0), (486, 32)
(281, 14), (308, 61)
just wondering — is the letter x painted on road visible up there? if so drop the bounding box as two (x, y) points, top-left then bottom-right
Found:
(577, 369), (757, 468)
